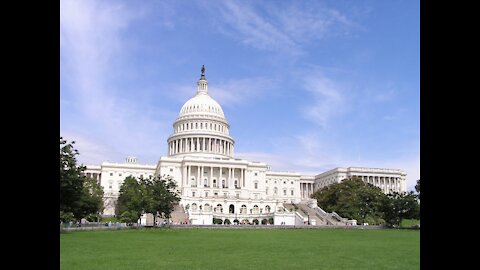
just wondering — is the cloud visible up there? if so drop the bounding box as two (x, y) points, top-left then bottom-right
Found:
(215, 1), (298, 53)
(203, 1), (355, 54)
(301, 72), (347, 128)
(60, 0), (171, 164)
(210, 77), (278, 107)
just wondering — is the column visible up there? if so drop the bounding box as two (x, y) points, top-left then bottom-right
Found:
(228, 168), (232, 189)
(202, 137), (205, 152)
(188, 165), (191, 186)
(183, 165), (187, 186)
(197, 166), (200, 187)
(210, 166), (213, 187)
(200, 166), (204, 187)
(242, 169), (245, 187)
(240, 168), (244, 189)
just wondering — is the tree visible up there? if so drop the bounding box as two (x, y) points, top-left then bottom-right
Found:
(116, 175), (180, 225)
(415, 179), (420, 200)
(381, 191), (420, 227)
(60, 137), (104, 222)
(116, 176), (147, 224)
(144, 175), (181, 226)
(79, 176), (104, 222)
(312, 177), (387, 224)
(60, 137), (85, 220)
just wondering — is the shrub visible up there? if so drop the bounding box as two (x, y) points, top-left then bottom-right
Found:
(268, 217), (274, 224)
(252, 219), (259, 225)
(224, 219), (231, 225)
(261, 219), (268, 225)
(233, 219), (239, 225)
(213, 218), (223, 224)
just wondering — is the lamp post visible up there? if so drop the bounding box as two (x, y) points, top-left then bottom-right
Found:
(307, 213), (310, 225)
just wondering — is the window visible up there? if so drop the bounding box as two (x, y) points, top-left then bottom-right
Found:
(274, 187), (278, 195)
(291, 190), (294, 196)
(254, 182), (258, 189)
(265, 205), (271, 213)
(205, 192), (208, 197)
(110, 173), (113, 176)
(283, 181), (286, 184)
(192, 191), (195, 197)
(283, 189), (287, 196)
(119, 173), (122, 176)
(254, 172), (258, 176)
(170, 168), (173, 172)
(213, 179), (217, 187)
(291, 181), (293, 185)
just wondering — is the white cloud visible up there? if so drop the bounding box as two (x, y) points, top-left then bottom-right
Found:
(210, 77), (278, 107)
(60, 0), (171, 164)
(301, 72), (347, 128)
(216, 1), (298, 53)
(204, 1), (355, 54)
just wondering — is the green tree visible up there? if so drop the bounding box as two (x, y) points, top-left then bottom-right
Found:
(312, 177), (387, 224)
(80, 176), (104, 221)
(381, 191), (420, 227)
(415, 179), (420, 200)
(116, 175), (180, 225)
(144, 175), (181, 226)
(116, 176), (147, 224)
(60, 137), (104, 222)
(60, 137), (85, 220)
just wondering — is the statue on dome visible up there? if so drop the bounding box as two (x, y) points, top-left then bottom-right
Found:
(201, 65), (205, 77)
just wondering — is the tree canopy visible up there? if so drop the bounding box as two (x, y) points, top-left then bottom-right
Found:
(312, 177), (387, 224)
(312, 177), (420, 226)
(60, 137), (104, 222)
(116, 175), (180, 224)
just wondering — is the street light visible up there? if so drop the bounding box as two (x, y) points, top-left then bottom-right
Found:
(307, 213), (310, 225)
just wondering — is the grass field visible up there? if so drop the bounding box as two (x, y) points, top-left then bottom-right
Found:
(60, 228), (419, 270)
(401, 219), (420, 228)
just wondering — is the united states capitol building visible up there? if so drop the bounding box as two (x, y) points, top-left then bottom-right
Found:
(85, 67), (407, 226)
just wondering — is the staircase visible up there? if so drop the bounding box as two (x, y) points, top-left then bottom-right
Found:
(287, 202), (347, 226)
(169, 204), (190, 224)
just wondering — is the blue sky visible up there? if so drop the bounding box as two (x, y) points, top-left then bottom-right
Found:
(60, 0), (419, 191)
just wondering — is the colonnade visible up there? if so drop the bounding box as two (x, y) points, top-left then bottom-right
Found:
(169, 137), (233, 156)
(183, 165), (245, 189)
(300, 182), (314, 199)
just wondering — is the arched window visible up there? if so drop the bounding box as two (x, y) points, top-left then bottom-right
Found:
(191, 177), (196, 187)
(204, 204), (211, 211)
(254, 181), (258, 189)
(213, 179), (217, 188)
(204, 178), (208, 187)
(265, 205), (271, 213)
(240, 205), (247, 214)
(191, 203), (197, 212)
(253, 205), (259, 214)
(216, 204), (223, 213)
(274, 187), (278, 195)
(234, 180), (238, 188)
(222, 179), (225, 188)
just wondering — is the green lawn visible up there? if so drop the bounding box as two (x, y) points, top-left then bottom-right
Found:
(60, 228), (419, 270)
(401, 219), (420, 228)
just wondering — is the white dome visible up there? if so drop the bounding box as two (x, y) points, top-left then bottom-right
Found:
(167, 66), (234, 158)
(179, 93), (225, 119)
